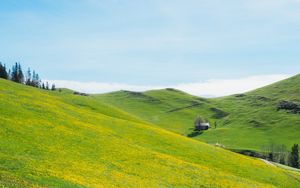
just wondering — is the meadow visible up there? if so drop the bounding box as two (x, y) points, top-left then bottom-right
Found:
(97, 74), (300, 151)
(1, 78), (300, 187)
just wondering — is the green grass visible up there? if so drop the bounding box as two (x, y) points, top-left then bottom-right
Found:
(96, 74), (300, 151)
(272, 162), (300, 173)
(200, 74), (300, 150)
(1, 78), (300, 187)
(96, 89), (217, 135)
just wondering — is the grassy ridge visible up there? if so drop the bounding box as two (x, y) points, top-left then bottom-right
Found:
(97, 74), (300, 150)
(96, 89), (217, 135)
(200, 74), (300, 150)
(1, 78), (300, 187)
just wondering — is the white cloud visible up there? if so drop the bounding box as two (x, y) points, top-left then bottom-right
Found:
(46, 74), (291, 97)
(174, 74), (291, 97)
(46, 80), (161, 94)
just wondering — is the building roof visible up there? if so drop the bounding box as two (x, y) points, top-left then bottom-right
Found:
(200, 123), (210, 126)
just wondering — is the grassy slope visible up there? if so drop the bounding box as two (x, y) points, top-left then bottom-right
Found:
(97, 74), (300, 151)
(1, 79), (300, 187)
(200, 74), (300, 150)
(96, 89), (218, 135)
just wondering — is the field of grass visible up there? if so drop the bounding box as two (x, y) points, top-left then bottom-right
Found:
(199, 74), (300, 150)
(96, 89), (215, 135)
(1, 78), (300, 187)
(97, 74), (300, 151)
(273, 162), (300, 173)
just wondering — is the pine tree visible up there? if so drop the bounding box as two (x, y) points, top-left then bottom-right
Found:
(32, 71), (36, 86)
(4, 64), (8, 79)
(25, 68), (32, 85)
(10, 63), (24, 83)
(51, 84), (56, 91)
(11, 63), (19, 82)
(17, 63), (24, 83)
(31, 71), (40, 87)
(289, 144), (299, 168)
(0, 62), (8, 79)
(8, 69), (11, 80)
(2, 62), (50, 91)
(35, 73), (40, 88)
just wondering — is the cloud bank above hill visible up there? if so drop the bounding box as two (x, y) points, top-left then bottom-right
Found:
(47, 74), (291, 97)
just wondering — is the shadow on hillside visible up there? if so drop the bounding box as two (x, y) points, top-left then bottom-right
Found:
(187, 131), (203, 138)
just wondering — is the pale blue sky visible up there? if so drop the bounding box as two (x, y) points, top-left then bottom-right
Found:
(1, 0), (299, 87)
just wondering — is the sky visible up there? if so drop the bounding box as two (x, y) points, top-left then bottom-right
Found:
(0, 0), (299, 97)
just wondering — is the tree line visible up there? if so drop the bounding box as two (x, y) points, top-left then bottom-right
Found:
(0, 62), (55, 90)
(261, 143), (299, 169)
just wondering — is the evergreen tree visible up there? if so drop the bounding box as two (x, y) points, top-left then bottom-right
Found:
(25, 68), (32, 85)
(32, 71), (36, 86)
(8, 69), (11, 80)
(35, 73), (40, 87)
(17, 63), (24, 83)
(11, 63), (19, 82)
(2, 62), (54, 91)
(31, 71), (41, 87)
(10, 63), (24, 83)
(4, 64), (8, 79)
(0, 62), (8, 79)
(51, 84), (56, 91)
(289, 144), (299, 168)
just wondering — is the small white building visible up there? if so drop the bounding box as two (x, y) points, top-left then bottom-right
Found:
(194, 117), (210, 130)
(199, 123), (210, 130)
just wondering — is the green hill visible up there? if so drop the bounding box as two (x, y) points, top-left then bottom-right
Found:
(96, 89), (215, 134)
(97, 74), (300, 151)
(1, 78), (300, 187)
(200, 74), (300, 150)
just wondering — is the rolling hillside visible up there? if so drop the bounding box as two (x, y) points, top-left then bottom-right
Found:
(96, 89), (216, 134)
(201, 74), (300, 150)
(1, 78), (300, 187)
(97, 74), (300, 151)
